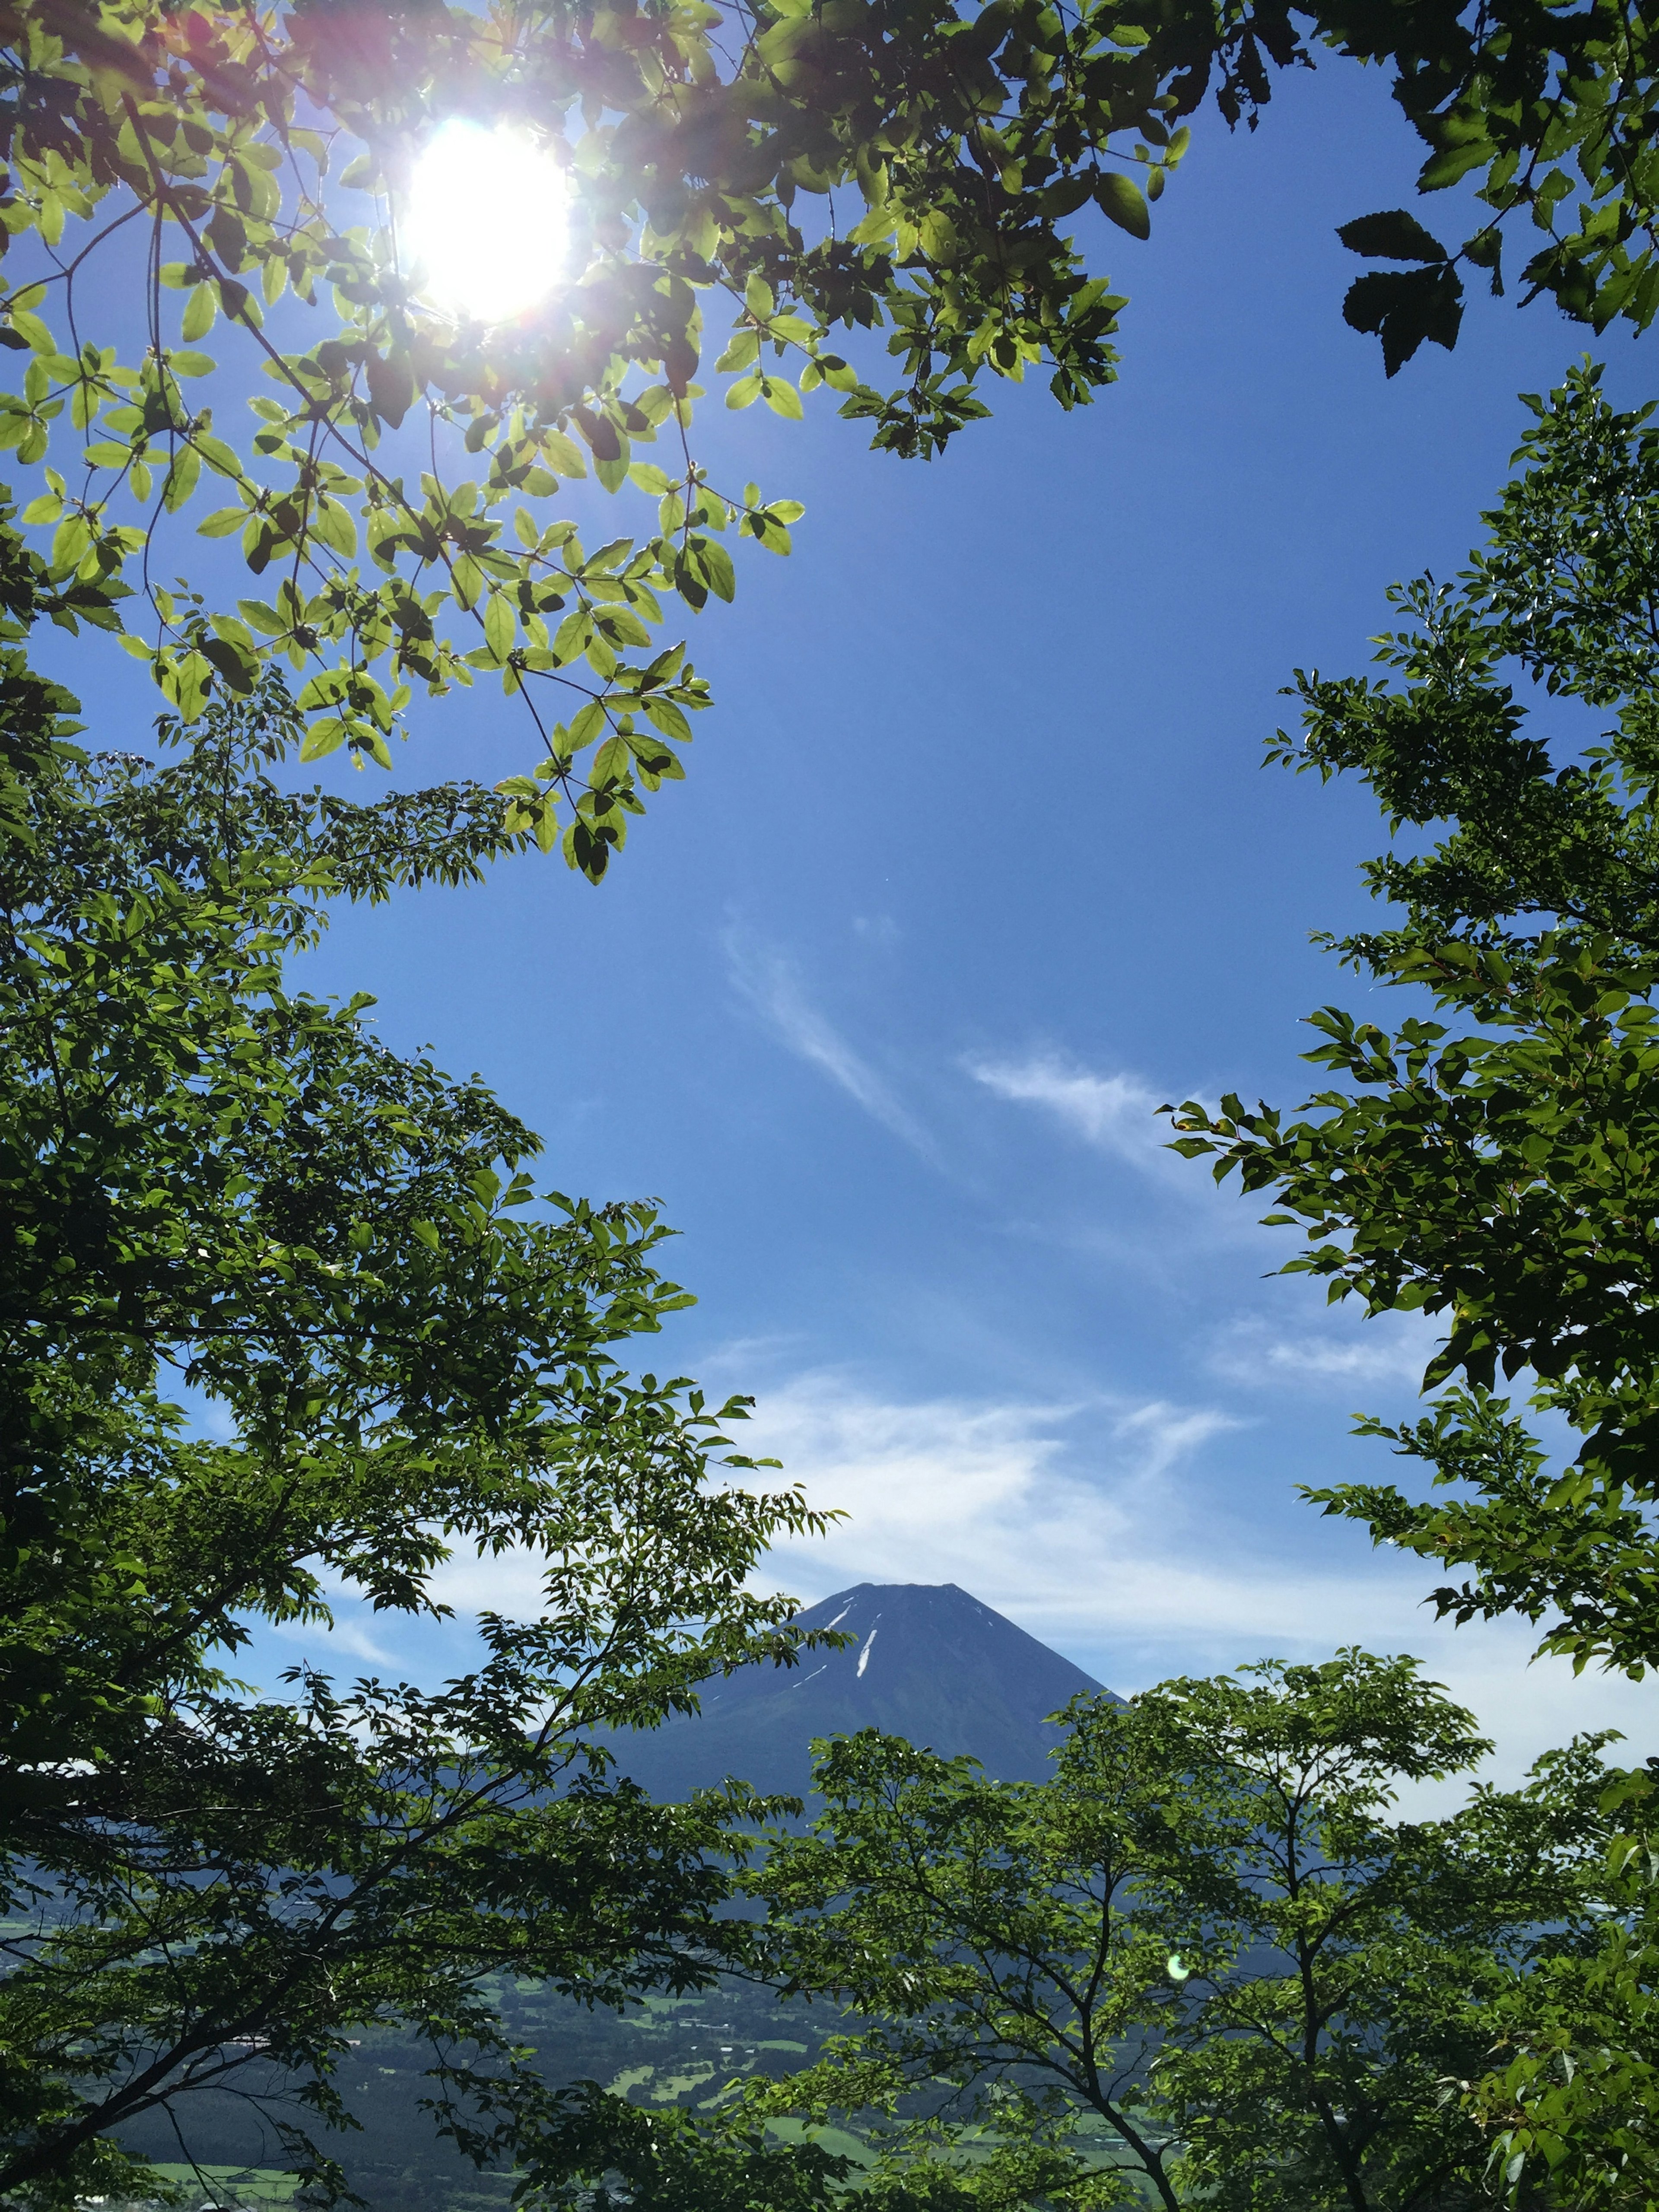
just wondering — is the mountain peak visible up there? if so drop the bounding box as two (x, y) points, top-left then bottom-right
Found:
(603, 1581), (1112, 1802)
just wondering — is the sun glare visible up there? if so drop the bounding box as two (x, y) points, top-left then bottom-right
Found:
(402, 121), (568, 327)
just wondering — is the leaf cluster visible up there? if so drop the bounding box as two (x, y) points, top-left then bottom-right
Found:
(739, 1653), (1611, 2212)
(1165, 364), (1659, 2200)
(0, 690), (840, 2205)
(1170, 363), (1659, 1678)
(1462, 1778), (1659, 2211)
(5, 0), (1659, 858)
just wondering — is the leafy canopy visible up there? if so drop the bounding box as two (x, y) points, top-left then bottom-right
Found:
(7, 0), (1659, 870)
(1164, 362), (1659, 2206)
(0, 689), (838, 2208)
(743, 1653), (1611, 2212)
(1167, 365), (1659, 1682)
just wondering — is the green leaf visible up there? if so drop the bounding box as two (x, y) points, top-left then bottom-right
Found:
(716, 329), (761, 374)
(310, 500), (357, 557)
(1343, 264), (1465, 375)
(299, 715), (350, 760)
(592, 733), (633, 785)
(569, 699), (606, 749)
(181, 284), (217, 341)
(296, 670), (349, 711)
(50, 513), (90, 570)
(696, 538), (736, 603)
(540, 431), (588, 478)
(1336, 210), (1450, 263)
(643, 696), (693, 744)
(595, 604), (651, 648)
(162, 447), (202, 513)
(483, 592), (514, 661)
(195, 433), (243, 476)
(199, 635), (257, 693)
(1095, 172), (1150, 240)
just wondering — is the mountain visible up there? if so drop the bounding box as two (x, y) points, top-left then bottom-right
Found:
(114, 1590), (1111, 2202)
(599, 1581), (1113, 1802)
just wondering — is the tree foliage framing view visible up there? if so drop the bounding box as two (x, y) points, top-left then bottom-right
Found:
(3, 0), (1659, 871)
(6, 0), (1659, 2196)
(0, 690), (841, 2208)
(1168, 362), (1659, 2207)
(747, 1656), (1619, 2212)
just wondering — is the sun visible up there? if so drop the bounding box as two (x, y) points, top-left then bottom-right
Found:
(401, 121), (569, 327)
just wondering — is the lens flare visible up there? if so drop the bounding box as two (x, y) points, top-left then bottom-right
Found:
(402, 121), (568, 325)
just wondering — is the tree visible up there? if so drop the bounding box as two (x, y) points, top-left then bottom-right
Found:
(0, 686), (840, 2207)
(460, 2097), (861, 2212)
(2, 0), (1659, 868)
(1459, 1817), (1659, 2212)
(1166, 363), (1659, 1682)
(744, 1652), (1612, 2212)
(1163, 362), (1659, 2205)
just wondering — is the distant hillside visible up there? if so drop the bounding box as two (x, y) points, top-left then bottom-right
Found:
(597, 1580), (1114, 1802)
(115, 1586), (1116, 2206)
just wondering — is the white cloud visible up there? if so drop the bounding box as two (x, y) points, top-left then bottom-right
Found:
(725, 929), (933, 1155)
(343, 1363), (1649, 1810)
(256, 1602), (402, 1671)
(968, 1053), (1173, 1171)
(739, 1371), (1322, 1656)
(1379, 1625), (1655, 1811)
(731, 1372), (1653, 1800)
(1207, 1313), (1437, 1395)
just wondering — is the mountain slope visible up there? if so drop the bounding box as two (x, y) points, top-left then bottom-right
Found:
(600, 1581), (1112, 1802)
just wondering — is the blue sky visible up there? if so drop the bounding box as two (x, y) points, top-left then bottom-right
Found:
(42, 51), (1659, 1790)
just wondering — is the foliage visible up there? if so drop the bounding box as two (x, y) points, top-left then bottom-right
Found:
(1266, 361), (1659, 972)
(4, 0), (1659, 859)
(1164, 361), (1659, 2204)
(0, 487), (106, 842)
(1459, 1791), (1659, 2212)
(743, 1651), (1611, 2212)
(443, 2093), (860, 2212)
(1166, 364), (1659, 1680)
(1173, 931), (1659, 1679)
(0, 685), (840, 2207)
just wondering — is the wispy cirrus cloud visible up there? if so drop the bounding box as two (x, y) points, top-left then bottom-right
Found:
(725, 928), (934, 1155)
(362, 1362), (1649, 1805)
(734, 1370), (1264, 1657)
(966, 1051), (1194, 1181)
(728, 1370), (1652, 1801)
(1206, 1313), (1437, 1395)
